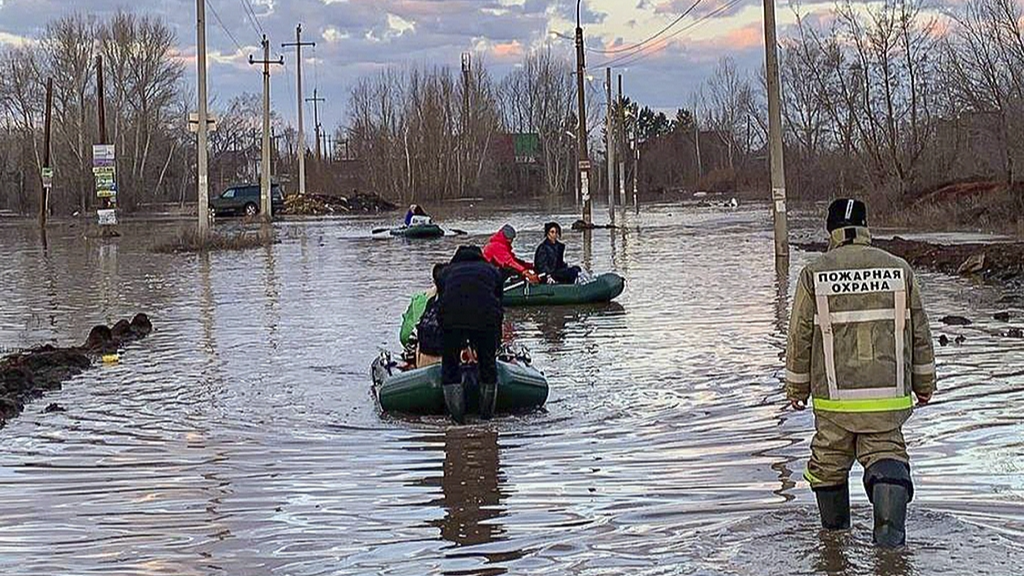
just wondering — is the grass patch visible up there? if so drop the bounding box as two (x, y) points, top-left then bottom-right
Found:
(152, 227), (278, 253)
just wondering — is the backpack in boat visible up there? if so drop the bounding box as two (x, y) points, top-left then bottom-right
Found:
(416, 298), (443, 356)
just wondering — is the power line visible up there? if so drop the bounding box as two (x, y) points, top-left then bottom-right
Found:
(206, 0), (244, 53)
(586, 0), (705, 55)
(238, 0), (264, 38)
(595, 0), (746, 69)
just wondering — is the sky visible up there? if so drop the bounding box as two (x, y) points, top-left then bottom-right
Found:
(0, 0), (832, 133)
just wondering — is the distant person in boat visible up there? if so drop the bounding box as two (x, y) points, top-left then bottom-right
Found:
(437, 245), (504, 423)
(404, 204), (430, 226)
(534, 222), (584, 284)
(482, 224), (540, 283)
(400, 263), (445, 368)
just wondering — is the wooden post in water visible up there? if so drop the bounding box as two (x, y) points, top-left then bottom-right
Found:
(40, 77), (53, 230)
(606, 67), (614, 225)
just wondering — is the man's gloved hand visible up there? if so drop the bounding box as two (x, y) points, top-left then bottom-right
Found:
(524, 270), (541, 284)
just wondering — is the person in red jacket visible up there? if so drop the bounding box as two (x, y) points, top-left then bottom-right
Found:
(482, 224), (540, 283)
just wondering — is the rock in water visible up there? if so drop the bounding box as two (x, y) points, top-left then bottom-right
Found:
(939, 315), (972, 326)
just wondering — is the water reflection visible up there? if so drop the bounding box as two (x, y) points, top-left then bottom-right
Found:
(514, 302), (625, 346)
(429, 427), (506, 547)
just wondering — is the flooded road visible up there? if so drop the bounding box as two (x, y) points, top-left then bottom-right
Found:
(1, 204), (1022, 575)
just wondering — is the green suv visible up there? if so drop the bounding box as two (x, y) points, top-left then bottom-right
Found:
(210, 184), (285, 218)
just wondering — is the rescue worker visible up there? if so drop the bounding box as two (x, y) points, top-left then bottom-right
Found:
(437, 245), (504, 423)
(482, 224), (540, 284)
(786, 198), (936, 547)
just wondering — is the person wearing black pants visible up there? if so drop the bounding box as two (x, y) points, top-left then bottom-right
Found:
(437, 245), (504, 423)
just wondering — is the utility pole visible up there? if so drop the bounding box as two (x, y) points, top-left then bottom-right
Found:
(617, 73), (626, 207)
(282, 24), (314, 196)
(306, 88), (325, 162)
(40, 77), (53, 230)
(605, 67), (614, 225)
(196, 0), (211, 236)
(574, 0), (591, 224)
(96, 56), (107, 144)
(633, 126), (639, 214)
(461, 52), (471, 198)
(763, 0), (789, 257)
(695, 121), (702, 180)
(96, 54), (117, 235)
(249, 35), (284, 220)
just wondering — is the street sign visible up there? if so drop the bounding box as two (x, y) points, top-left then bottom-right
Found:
(97, 208), (117, 226)
(578, 160), (591, 171)
(93, 144), (115, 166)
(41, 167), (53, 189)
(92, 144), (117, 199)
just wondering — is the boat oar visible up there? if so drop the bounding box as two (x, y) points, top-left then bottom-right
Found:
(371, 227), (390, 234)
(447, 228), (468, 236)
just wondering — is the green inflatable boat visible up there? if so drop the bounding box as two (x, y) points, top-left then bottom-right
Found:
(389, 223), (445, 239)
(503, 272), (625, 306)
(371, 353), (548, 415)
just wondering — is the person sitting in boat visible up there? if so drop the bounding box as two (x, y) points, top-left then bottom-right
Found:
(482, 224), (540, 284)
(404, 204), (431, 226)
(399, 263), (445, 368)
(534, 222), (583, 284)
(437, 245), (504, 422)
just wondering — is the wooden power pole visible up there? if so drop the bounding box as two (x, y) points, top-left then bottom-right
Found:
(249, 35), (283, 220)
(574, 0), (591, 224)
(306, 88), (325, 162)
(617, 73), (626, 207)
(40, 77), (53, 230)
(763, 0), (789, 257)
(605, 67), (614, 225)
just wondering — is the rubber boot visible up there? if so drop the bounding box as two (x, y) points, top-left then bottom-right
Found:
(479, 382), (497, 420)
(813, 483), (851, 530)
(443, 383), (465, 424)
(871, 482), (909, 547)
(864, 459), (913, 548)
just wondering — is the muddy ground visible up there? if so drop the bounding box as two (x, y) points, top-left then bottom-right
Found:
(0, 314), (152, 429)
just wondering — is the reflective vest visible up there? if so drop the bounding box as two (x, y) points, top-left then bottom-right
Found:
(785, 226), (937, 433)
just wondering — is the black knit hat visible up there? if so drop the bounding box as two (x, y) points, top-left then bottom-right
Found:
(826, 198), (867, 232)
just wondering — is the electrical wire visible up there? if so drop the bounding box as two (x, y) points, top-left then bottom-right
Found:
(238, 0), (265, 38)
(595, 0), (747, 69)
(206, 0), (244, 53)
(585, 0), (705, 55)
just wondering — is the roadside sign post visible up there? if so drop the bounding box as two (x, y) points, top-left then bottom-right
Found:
(93, 144), (117, 227)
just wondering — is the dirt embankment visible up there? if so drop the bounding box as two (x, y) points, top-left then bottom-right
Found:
(871, 180), (1024, 235)
(0, 313), (153, 429)
(794, 236), (1024, 286)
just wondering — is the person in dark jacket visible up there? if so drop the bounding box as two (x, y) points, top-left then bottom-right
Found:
(437, 245), (504, 422)
(534, 222), (582, 284)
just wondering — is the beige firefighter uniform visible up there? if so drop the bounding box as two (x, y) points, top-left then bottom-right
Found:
(786, 226), (937, 488)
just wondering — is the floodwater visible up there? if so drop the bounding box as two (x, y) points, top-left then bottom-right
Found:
(0, 204), (1022, 575)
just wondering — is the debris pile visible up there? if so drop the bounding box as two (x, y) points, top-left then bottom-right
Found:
(282, 192), (397, 215)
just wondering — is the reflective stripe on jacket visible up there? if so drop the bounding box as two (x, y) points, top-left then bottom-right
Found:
(785, 226), (937, 433)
